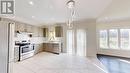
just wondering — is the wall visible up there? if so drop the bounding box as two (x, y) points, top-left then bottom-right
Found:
(62, 19), (97, 57)
(97, 20), (130, 58)
(0, 21), (9, 73)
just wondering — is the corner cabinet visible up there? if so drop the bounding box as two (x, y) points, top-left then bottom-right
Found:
(55, 26), (63, 37)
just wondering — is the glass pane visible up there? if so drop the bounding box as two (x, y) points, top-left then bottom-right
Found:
(99, 30), (108, 48)
(67, 30), (74, 55)
(120, 29), (130, 50)
(109, 29), (118, 49)
(76, 29), (87, 56)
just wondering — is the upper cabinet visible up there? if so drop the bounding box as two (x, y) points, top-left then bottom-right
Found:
(43, 28), (49, 37)
(15, 23), (63, 38)
(32, 26), (39, 37)
(43, 26), (63, 38)
(55, 26), (63, 37)
(15, 23), (32, 33)
(32, 26), (44, 37)
(15, 23), (26, 32)
(38, 28), (44, 37)
(15, 23), (44, 37)
(26, 24), (33, 33)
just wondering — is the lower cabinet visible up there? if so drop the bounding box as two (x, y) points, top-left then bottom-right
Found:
(14, 46), (19, 62)
(34, 44), (43, 54)
(43, 43), (62, 54)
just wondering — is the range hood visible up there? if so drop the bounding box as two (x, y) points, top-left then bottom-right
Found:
(16, 31), (33, 34)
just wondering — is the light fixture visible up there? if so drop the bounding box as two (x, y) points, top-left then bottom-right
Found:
(66, 0), (75, 29)
(29, 1), (34, 5)
(31, 16), (35, 18)
(67, 0), (75, 9)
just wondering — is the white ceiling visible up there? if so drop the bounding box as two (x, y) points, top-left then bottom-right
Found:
(0, 0), (113, 25)
(98, 0), (130, 22)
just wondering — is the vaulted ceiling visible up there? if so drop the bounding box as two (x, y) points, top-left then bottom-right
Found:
(98, 0), (130, 22)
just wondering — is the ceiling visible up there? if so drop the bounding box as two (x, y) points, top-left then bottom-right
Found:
(98, 0), (130, 22)
(0, 0), (113, 25)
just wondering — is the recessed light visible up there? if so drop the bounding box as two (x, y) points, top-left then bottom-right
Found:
(29, 1), (34, 5)
(49, 5), (53, 9)
(51, 18), (55, 20)
(32, 16), (35, 18)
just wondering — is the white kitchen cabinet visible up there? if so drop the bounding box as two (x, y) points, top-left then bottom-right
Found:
(38, 28), (43, 37)
(15, 23), (26, 32)
(32, 26), (39, 37)
(26, 25), (33, 33)
(14, 46), (19, 62)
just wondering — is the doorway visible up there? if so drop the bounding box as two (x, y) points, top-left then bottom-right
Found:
(66, 29), (87, 56)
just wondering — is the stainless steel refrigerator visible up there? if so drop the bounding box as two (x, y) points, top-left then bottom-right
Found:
(0, 21), (15, 73)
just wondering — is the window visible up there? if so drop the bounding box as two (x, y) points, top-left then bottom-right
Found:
(120, 29), (130, 50)
(99, 29), (130, 50)
(99, 30), (108, 48)
(109, 29), (118, 49)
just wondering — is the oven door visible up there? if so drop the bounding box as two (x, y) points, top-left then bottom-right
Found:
(21, 45), (34, 55)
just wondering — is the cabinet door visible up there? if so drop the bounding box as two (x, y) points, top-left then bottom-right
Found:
(39, 44), (43, 52)
(34, 44), (43, 54)
(38, 28), (43, 37)
(32, 27), (39, 37)
(34, 44), (39, 54)
(18, 24), (26, 32)
(26, 25), (33, 33)
(55, 26), (63, 37)
(43, 28), (49, 37)
(15, 23), (18, 31)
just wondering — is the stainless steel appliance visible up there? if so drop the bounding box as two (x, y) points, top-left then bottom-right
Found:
(15, 41), (34, 61)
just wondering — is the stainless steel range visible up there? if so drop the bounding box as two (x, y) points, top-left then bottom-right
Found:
(15, 41), (34, 61)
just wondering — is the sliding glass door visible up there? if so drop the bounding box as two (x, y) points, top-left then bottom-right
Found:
(66, 29), (87, 56)
(67, 30), (74, 55)
(76, 29), (87, 56)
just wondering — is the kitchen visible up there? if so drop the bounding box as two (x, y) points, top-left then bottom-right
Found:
(3, 18), (64, 62)
(2, 0), (129, 73)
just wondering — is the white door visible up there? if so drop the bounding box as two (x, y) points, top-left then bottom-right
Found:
(66, 29), (87, 56)
(76, 29), (87, 56)
(67, 30), (74, 55)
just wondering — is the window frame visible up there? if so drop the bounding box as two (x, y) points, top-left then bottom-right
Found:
(99, 30), (109, 49)
(120, 29), (130, 50)
(109, 29), (119, 49)
(99, 29), (130, 51)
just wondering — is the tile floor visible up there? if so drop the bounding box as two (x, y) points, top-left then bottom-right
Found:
(13, 52), (107, 73)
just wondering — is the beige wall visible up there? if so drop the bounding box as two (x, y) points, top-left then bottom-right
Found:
(97, 20), (130, 58)
(62, 19), (97, 57)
